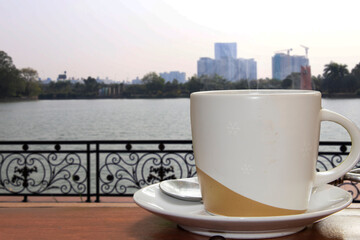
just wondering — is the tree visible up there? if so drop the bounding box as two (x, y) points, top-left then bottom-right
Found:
(266, 79), (282, 89)
(201, 74), (228, 90)
(283, 72), (301, 89)
(83, 77), (100, 97)
(248, 79), (259, 89)
(323, 62), (349, 93)
(231, 80), (249, 89)
(311, 75), (322, 91)
(20, 67), (38, 82)
(20, 68), (41, 97)
(164, 79), (181, 97)
(350, 63), (360, 93)
(351, 63), (360, 80)
(0, 51), (15, 69)
(52, 80), (73, 98)
(122, 84), (146, 98)
(281, 78), (292, 89)
(324, 62), (349, 79)
(141, 72), (165, 96)
(0, 50), (24, 98)
(185, 75), (204, 93)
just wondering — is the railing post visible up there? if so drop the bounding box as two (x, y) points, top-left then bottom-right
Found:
(86, 143), (91, 202)
(95, 143), (100, 202)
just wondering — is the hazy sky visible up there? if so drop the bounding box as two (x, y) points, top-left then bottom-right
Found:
(1, 0), (360, 82)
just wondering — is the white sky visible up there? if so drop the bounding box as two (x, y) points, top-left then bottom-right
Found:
(1, 0), (360, 82)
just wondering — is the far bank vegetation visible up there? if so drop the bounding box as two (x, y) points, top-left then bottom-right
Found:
(1, 50), (360, 99)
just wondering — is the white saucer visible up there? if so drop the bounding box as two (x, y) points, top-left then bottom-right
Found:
(133, 182), (352, 239)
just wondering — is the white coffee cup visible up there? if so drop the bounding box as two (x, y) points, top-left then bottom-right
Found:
(190, 90), (360, 217)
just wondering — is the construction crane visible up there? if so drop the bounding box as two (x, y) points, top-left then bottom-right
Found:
(275, 48), (293, 55)
(300, 45), (309, 58)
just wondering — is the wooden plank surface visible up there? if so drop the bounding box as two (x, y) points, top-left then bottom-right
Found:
(0, 203), (359, 240)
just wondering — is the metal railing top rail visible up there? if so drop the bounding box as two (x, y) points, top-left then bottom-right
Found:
(0, 140), (351, 154)
(0, 140), (194, 144)
(0, 140), (194, 153)
(0, 140), (351, 143)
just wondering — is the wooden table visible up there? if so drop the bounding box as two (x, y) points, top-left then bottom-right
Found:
(0, 200), (359, 240)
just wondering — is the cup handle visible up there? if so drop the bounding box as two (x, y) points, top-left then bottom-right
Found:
(314, 109), (360, 187)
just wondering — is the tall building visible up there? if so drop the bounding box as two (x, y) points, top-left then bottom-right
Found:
(215, 42), (237, 60)
(300, 66), (312, 90)
(272, 53), (309, 80)
(238, 58), (257, 80)
(159, 71), (186, 83)
(197, 43), (257, 81)
(215, 57), (239, 81)
(197, 57), (216, 77)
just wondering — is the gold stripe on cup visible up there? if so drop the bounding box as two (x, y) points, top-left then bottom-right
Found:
(196, 168), (306, 217)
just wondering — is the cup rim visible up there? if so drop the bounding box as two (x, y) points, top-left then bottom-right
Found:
(190, 89), (320, 96)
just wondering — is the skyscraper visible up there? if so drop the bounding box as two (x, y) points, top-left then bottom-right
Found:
(272, 53), (309, 80)
(197, 43), (257, 81)
(197, 57), (216, 77)
(215, 43), (237, 60)
(238, 58), (257, 80)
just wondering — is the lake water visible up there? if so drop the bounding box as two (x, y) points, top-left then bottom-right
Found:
(0, 98), (359, 141)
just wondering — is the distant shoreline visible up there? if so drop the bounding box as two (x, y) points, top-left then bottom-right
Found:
(2, 92), (360, 101)
(0, 96), (39, 102)
(321, 93), (360, 99)
(37, 92), (360, 100)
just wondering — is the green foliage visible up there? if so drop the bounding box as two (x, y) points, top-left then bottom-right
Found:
(185, 75), (204, 93)
(256, 79), (282, 89)
(21, 68), (38, 82)
(41, 80), (72, 99)
(141, 72), (165, 97)
(40, 77), (102, 99)
(283, 73), (301, 89)
(83, 77), (100, 97)
(312, 75), (322, 91)
(351, 63), (360, 80)
(21, 68), (41, 97)
(164, 79), (181, 97)
(0, 51), (21, 97)
(231, 79), (249, 89)
(0, 51), (41, 98)
(322, 62), (350, 94)
(281, 78), (292, 89)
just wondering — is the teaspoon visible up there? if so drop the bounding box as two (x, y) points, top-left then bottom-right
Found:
(159, 177), (202, 202)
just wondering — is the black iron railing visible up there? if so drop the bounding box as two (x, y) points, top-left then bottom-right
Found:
(0, 140), (358, 202)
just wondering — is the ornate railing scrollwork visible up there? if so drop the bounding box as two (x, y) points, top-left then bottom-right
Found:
(98, 151), (196, 196)
(0, 151), (88, 196)
(0, 140), (358, 202)
(316, 154), (344, 172)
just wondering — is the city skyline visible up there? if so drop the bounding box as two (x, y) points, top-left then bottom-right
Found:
(198, 43), (257, 81)
(1, 0), (360, 82)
